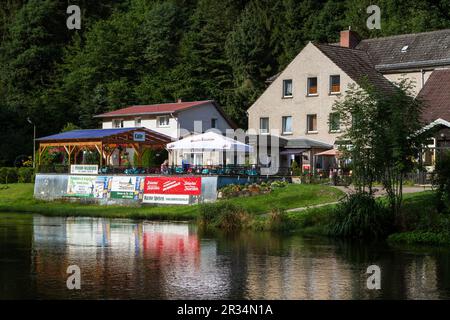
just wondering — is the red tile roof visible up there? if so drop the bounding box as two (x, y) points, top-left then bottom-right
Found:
(417, 69), (450, 123)
(94, 100), (213, 118)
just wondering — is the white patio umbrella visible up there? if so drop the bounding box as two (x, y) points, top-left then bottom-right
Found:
(166, 131), (253, 152)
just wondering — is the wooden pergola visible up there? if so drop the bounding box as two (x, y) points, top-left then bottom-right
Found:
(36, 128), (172, 169)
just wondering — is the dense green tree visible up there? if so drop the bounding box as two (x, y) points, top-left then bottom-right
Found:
(1, 0), (450, 164)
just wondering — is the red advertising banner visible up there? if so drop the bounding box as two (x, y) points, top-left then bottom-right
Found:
(143, 177), (202, 195)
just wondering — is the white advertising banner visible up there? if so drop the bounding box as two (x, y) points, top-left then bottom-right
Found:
(70, 164), (98, 175)
(142, 194), (190, 205)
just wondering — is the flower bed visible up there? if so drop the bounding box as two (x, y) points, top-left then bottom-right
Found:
(217, 181), (288, 199)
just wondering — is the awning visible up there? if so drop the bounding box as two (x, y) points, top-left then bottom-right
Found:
(279, 149), (308, 155)
(166, 131), (253, 152)
(316, 149), (341, 157)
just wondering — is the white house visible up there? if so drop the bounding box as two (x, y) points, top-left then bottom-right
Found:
(94, 100), (237, 166)
(95, 100), (236, 139)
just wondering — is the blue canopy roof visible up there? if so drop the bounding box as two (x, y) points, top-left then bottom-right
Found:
(37, 128), (140, 141)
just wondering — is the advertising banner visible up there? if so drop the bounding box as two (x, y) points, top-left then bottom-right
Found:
(143, 177), (201, 204)
(142, 194), (190, 205)
(66, 175), (108, 198)
(70, 164), (98, 175)
(110, 176), (141, 199)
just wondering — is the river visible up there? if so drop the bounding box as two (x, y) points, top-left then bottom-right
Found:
(0, 213), (449, 299)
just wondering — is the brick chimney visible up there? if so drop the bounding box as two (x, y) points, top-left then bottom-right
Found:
(340, 27), (360, 49)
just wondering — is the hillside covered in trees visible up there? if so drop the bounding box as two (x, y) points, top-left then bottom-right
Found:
(1, 0), (450, 165)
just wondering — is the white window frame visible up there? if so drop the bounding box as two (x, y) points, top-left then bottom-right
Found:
(260, 117), (269, 134)
(134, 117), (142, 127)
(112, 119), (124, 128)
(329, 112), (341, 133)
(307, 77), (318, 96)
(283, 79), (293, 98)
(306, 114), (318, 133)
(211, 118), (218, 129)
(157, 115), (170, 128)
(329, 75), (341, 95)
(282, 116), (293, 135)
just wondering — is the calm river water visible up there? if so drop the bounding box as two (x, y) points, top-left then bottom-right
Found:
(0, 213), (449, 299)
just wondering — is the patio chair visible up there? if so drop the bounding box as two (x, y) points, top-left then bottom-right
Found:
(175, 167), (184, 174)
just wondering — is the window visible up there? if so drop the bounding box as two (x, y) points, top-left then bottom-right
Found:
(260, 117), (269, 134)
(330, 75), (340, 94)
(134, 118), (141, 127)
(157, 115), (170, 127)
(113, 119), (124, 128)
(282, 116), (292, 134)
(307, 114), (317, 133)
(329, 113), (340, 132)
(211, 118), (218, 129)
(283, 79), (293, 97)
(307, 77), (318, 95)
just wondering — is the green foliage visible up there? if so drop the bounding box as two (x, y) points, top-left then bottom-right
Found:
(388, 231), (450, 246)
(133, 148), (167, 167)
(291, 160), (301, 176)
(333, 79), (424, 214)
(61, 122), (81, 132)
(17, 167), (35, 183)
(266, 208), (291, 231)
(1, 0), (449, 165)
(0, 167), (18, 184)
(198, 202), (249, 231)
(434, 151), (450, 213)
(328, 193), (393, 239)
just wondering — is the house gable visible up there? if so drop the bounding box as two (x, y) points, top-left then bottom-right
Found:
(247, 42), (366, 145)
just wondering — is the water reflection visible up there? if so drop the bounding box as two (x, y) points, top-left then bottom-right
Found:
(0, 214), (449, 299)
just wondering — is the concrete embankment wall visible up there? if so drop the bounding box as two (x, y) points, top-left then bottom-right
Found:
(34, 174), (218, 205)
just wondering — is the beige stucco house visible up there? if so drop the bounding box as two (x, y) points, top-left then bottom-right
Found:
(248, 28), (450, 173)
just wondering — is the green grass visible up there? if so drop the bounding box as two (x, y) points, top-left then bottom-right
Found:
(387, 231), (450, 245)
(0, 183), (344, 220)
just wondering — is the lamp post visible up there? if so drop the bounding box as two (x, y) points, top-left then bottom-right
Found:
(27, 117), (36, 169)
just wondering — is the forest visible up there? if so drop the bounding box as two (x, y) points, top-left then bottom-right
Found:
(1, 0), (450, 165)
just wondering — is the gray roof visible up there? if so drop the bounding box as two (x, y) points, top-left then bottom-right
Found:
(314, 43), (398, 95)
(356, 29), (450, 71)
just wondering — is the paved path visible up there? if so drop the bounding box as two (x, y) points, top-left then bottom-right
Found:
(285, 185), (432, 214)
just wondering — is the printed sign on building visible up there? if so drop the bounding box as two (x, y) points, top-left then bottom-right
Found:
(133, 131), (145, 142)
(110, 176), (141, 199)
(142, 177), (201, 204)
(70, 164), (98, 175)
(66, 176), (108, 198)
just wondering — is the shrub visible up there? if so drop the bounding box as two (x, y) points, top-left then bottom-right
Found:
(291, 161), (301, 176)
(328, 192), (393, 239)
(270, 180), (288, 189)
(388, 231), (450, 246)
(433, 151), (450, 213)
(18, 167), (35, 183)
(198, 202), (249, 231)
(267, 208), (290, 231)
(0, 167), (18, 184)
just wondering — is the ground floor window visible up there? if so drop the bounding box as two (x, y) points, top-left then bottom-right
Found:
(282, 116), (292, 134)
(260, 117), (269, 134)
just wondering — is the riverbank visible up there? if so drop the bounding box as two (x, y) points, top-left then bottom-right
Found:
(0, 183), (344, 220)
(282, 191), (450, 246)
